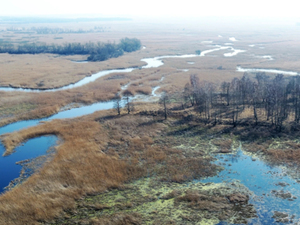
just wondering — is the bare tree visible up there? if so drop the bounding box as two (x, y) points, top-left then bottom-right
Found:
(287, 76), (300, 123)
(230, 78), (241, 126)
(221, 81), (230, 106)
(123, 90), (134, 114)
(183, 83), (195, 107)
(159, 92), (170, 120)
(249, 82), (260, 125)
(113, 95), (122, 115)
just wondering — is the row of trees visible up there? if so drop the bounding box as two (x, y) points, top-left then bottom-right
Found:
(112, 72), (300, 132)
(30, 26), (107, 34)
(0, 37), (141, 61)
(182, 73), (300, 131)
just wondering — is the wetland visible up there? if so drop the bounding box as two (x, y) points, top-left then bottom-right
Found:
(1, 18), (300, 225)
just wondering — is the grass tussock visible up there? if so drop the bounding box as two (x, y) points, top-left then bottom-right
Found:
(211, 139), (233, 153)
(127, 85), (152, 95)
(160, 157), (216, 183)
(267, 149), (300, 163)
(176, 189), (230, 211)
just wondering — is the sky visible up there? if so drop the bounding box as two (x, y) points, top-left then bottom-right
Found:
(0, 0), (299, 19)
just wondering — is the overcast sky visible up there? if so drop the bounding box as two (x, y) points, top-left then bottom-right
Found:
(1, 0), (299, 18)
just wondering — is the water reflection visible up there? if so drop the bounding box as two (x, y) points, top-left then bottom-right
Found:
(0, 136), (57, 194)
(200, 149), (300, 224)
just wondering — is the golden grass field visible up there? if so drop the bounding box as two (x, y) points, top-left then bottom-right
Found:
(1, 18), (300, 224)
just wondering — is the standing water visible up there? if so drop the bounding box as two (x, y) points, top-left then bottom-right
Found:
(0, 136), (57, 193)
(201, 148), (300, 224)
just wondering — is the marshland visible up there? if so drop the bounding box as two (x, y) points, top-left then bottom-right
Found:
(1, 12), (300, 225)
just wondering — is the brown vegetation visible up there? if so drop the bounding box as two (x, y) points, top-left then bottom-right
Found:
(0, 103), (224, 224)
(212, 139), (233, 153)
(0, 112), (146, 224)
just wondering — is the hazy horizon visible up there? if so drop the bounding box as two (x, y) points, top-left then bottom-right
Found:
(1, 0), (300, 20)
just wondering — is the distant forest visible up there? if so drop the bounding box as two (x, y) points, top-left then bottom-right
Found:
(0, 37), (141, 61)
(0, 17), (131, 24)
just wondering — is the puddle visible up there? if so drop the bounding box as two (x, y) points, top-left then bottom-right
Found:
(72, 60), (88, 63)
(256, 55), (274, 60)
(200, 149), (300, 224)
(224, 49), (246, 57)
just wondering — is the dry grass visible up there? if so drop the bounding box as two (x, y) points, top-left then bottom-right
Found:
(211, 138), (233, 153)
(267, 148), (300, 164)
(0, 112), (148, 224)
(0, 104), (222, 224)
(0, 53), (145, 89)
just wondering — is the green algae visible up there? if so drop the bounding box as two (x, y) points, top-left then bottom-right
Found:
(55, 176), (256, 225)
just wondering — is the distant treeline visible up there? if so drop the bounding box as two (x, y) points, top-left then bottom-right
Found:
(0, 37), (141, 61)
(0, 17), (131, 24)
(5, 26), (109, 34)
(182, 73), (300, 131)
(31, 26), (107, 34)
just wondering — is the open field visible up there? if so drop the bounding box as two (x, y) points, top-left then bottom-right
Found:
(1, 18), (300, 224)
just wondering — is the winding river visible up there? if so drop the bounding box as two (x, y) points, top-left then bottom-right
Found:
(1, 44), (300, 223)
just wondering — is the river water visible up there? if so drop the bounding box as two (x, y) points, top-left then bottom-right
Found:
(1, 44), (300, 223)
